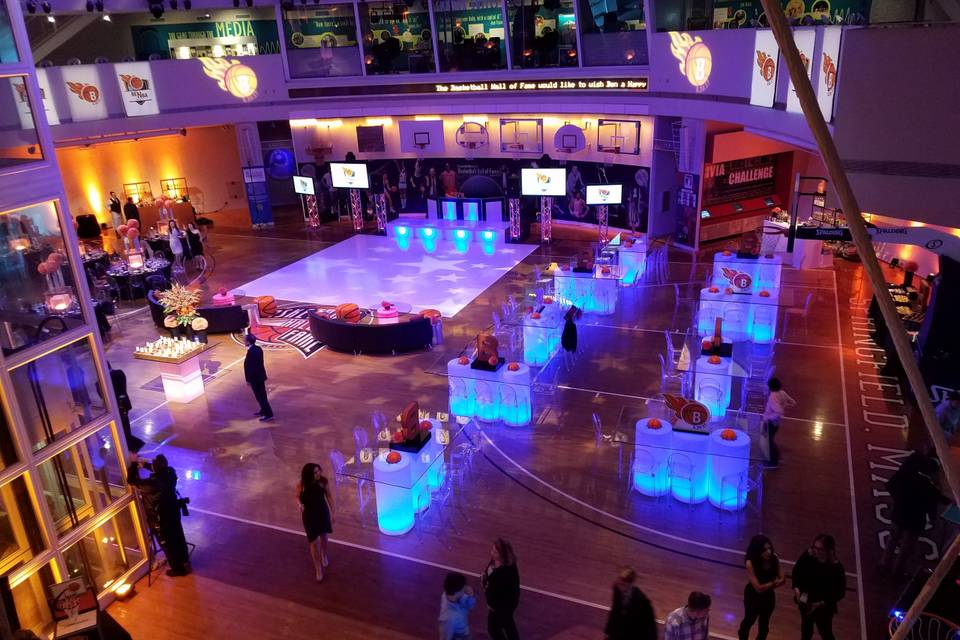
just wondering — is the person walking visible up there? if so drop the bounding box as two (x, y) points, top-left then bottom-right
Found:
(481, 538), (520, 640)
(664, 592), (711, 640)
(438, 572), (476, 640)
(737, 535), (785, 640)
(880, 453), (948, 577)
(123, 196), (140, 223)
(297, 463), (334, 582)
(762, 377), (796, 468)
(243, 333), (274, 421)
(792, 534), (846, 640)
(604, 567), (657, 640)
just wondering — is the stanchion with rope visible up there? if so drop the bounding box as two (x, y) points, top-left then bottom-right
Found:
(758, 2), (960, 639)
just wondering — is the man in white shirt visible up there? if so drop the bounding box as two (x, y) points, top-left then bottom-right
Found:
(664, 591), (711, 640)
(763, 377), (796, 468)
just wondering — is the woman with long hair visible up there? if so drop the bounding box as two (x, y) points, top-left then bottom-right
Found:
(297, 463), (335, 582)
(167, 220), (184, 272)
(737, 534), (785, 640)
(792, 534), (846, 640)
(480, 538), (520, 640)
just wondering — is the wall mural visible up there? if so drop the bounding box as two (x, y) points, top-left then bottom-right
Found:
(711, 0), (870, 28)
(297, 156), (650, 230)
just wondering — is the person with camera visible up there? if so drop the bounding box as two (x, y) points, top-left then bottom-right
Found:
(791, 534), (845, 640)
(127, 454), (191, 577)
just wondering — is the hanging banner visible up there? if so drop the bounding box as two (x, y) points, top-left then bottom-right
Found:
(816, 26), (842, 123)
(8, 72), (59, 129)
(786, 29), (816, 114)
(750, 30), (779, 108)
(37, 69), (60, 126)
(61, 65), (108, 122)
(114, 61), (159, 117)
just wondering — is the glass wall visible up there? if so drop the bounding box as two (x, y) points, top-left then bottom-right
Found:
(507, 0), (578, 68)
(433, 0), (507, 71)
(283, 4), (363, 78)
(63, 505), (143, 592)
(11, 563), (57, 635)
(9, 338), (107, 454)
(359, 0), (436, 73)
(0, 76), (42, 168)
(577, 0), (647, 65)
(0, 201), (86, 357)
(0, 475), (46, 573)
(0, 3), (18, 64)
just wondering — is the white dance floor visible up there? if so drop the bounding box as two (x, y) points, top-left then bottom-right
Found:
(235, 234), (538, 317)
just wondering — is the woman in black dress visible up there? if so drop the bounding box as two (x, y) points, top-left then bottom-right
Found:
(297, 463), (334, 582)
(738, 534), (785, 640)
(481, 538), (521, 640)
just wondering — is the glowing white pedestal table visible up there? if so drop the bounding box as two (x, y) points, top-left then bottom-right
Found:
(508, 303), (564, 366)
(670, 431), (710, 504)
(616, 238), (648, 285)
(697, 288), (781, 344)
(371, 425), (447, 536)
(707, 429), (751, 510)
(133, 342), (211, 404)
(692, 355), (733, 419)
(633, 418), (672, 496)
(447, 359), (532, 426)
(553, 267), (619, 315)
(711, 252), (782, 294)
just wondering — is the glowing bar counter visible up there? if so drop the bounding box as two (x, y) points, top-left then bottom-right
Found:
(371, 424), (447, 536)
(633, 418), (672, 496)
(697, 287), (781, 344)
(505, 302), (565, 366)
(447, 358), (532, 426)
(711, 252), (782, 294)
(669, 430), (710, 504)
(553, 266), (619, 315)
(133, 340), (212, 404)
(707, 428), (752, 510)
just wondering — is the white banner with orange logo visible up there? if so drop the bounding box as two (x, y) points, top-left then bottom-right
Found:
(114, 62), (159, 117)
(750, 30), (779, 108)
(61, 65), (108, 122)
(786, 29), (816, 114)
(37, 69), (60, 126)
(8, 72), (59, 129)
(816, 27), (842, 123)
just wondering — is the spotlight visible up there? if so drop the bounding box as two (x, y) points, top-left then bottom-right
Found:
(148, 0), (163, 18)
(300, 0), (306, 5)
(183, 0), (190, 8)
(41, 1), (51, 13)
(95, 0), (103, 9)
(26, 1), (36, 14)
(169, 0), (177, 8)
(245, 0), (253, 6)
(85, 0), (94, 12)
(232, 0), (238, 6)
(46, 14), (55, 22)
(281, 0), (292, 8)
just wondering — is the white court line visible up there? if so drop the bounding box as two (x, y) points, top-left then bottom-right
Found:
(832, 270), (869, 640)
(190, 506), (739, 640)
(130, 354), (247, 426)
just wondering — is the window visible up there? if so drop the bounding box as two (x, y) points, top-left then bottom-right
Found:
(36, 425), (126, 536)
(576, 0), (647, 65)
(0, 201), (86, 357)
(0, 3), (18, 64)
(62, 505), (144, 593)
(359, 0), (436, 73)
(160, 178), (187, 200)
(0, 475), (46, 573)
(122, 182), (152, 204)
(0, 76), (44, 168)
(11, 562), (57, 637)
(0, 405), (17, 470)
(433, 0), (506, 71)
(283, 4), (362, 78)
(9, 338), (108, 454)
(507, 0), (578, 68)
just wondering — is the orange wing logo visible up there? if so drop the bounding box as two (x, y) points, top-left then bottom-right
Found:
(822, 54), (837, 95)
(663, 394), (711, 427)
(756, 51), (776, 84)
(66, 82), (101, 104)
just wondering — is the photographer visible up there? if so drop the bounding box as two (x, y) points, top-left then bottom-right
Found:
(127, 454), (191, 577)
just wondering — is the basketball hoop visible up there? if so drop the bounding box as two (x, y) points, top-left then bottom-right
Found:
(888, 612), (959, 640)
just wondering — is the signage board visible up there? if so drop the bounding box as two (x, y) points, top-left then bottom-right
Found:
(293, 175), (315, 195)
(114, 61), (159, 117)
(585, 184), (622, 205)
(750, 30), (779, 108)
(521, 168), (566, 196)
(329, 162), (370, 189)
(786, 29), (816, 114)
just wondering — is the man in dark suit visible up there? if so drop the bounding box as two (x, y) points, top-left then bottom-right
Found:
(244, 333), (273, 421)
(123, 196), (140, 223)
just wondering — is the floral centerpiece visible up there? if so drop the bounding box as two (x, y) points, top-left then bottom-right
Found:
(156, 284), (200, 328)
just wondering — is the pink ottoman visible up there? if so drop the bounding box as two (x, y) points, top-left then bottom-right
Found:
(376, 303), (400, 324)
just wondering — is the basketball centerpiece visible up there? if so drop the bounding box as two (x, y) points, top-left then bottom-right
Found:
(388, 401), (432, 453)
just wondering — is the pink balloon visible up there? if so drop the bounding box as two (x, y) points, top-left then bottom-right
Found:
(37, 262), (49, 275)
(117, 224), (129, 235)
(128, 219), (140, 229)
(127, 228), (140, 239)
(50, 252), (65, 265)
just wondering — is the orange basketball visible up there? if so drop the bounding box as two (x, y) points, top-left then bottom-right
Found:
(720, 429), (737, 441)
(457, 356), (469, 365)
(708, 355), (722, 365)
(601, 266), (611, 274)
(507, 362), (520, 371)
(759, 290), (771, 298)
(647, 418), (662, 429)
(701, 340), (712, 351)
(543, 296), (553, 304)
(722, 250), (732, 256)
(531, 312), (541, 319)
(386, 451), (401, 464)
(488, 356), (498, 366)
(419, 420), (432, 431)
(724, 287), (733, 295)
(335, 303), (362, 323)
(256, 296), (278, 317)
(708, 286), (719, 293)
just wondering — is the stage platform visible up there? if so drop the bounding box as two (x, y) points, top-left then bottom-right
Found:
(386, 218), (513, 246)
(234, 234), (537, 317)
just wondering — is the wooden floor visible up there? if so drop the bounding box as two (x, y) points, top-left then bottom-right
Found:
(102, 222), (955, 639)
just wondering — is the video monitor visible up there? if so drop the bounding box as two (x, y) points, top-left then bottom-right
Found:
(329, 162), (370, 189)
(521, 168), (565, 196)
(585, 184), (623, 205)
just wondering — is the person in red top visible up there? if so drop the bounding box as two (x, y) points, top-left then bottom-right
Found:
(440, 164), (458, 196)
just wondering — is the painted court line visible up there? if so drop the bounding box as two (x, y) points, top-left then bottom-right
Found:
(190, 506), (740, 640)
(130, 354), (247, 426)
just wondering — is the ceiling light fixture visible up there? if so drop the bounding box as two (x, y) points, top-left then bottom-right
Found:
(41, 1), (51, 13)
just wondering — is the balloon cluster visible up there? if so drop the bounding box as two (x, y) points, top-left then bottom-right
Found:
(117, 218), (140, 240)
(36, 251), (66, 275)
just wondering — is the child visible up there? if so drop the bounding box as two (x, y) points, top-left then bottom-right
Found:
(438, 572), (476, 640)
(763, 377), (796, 469)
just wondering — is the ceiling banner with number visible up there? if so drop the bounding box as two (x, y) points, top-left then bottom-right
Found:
(61, 65), (108, 122)
(750, 30), (779, 108)
(786, 29), (816, 114)
(114, 61), (159, 117)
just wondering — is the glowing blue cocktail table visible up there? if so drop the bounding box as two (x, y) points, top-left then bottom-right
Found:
(553, 266), (620, 315)
(447, 358), (532, 426)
